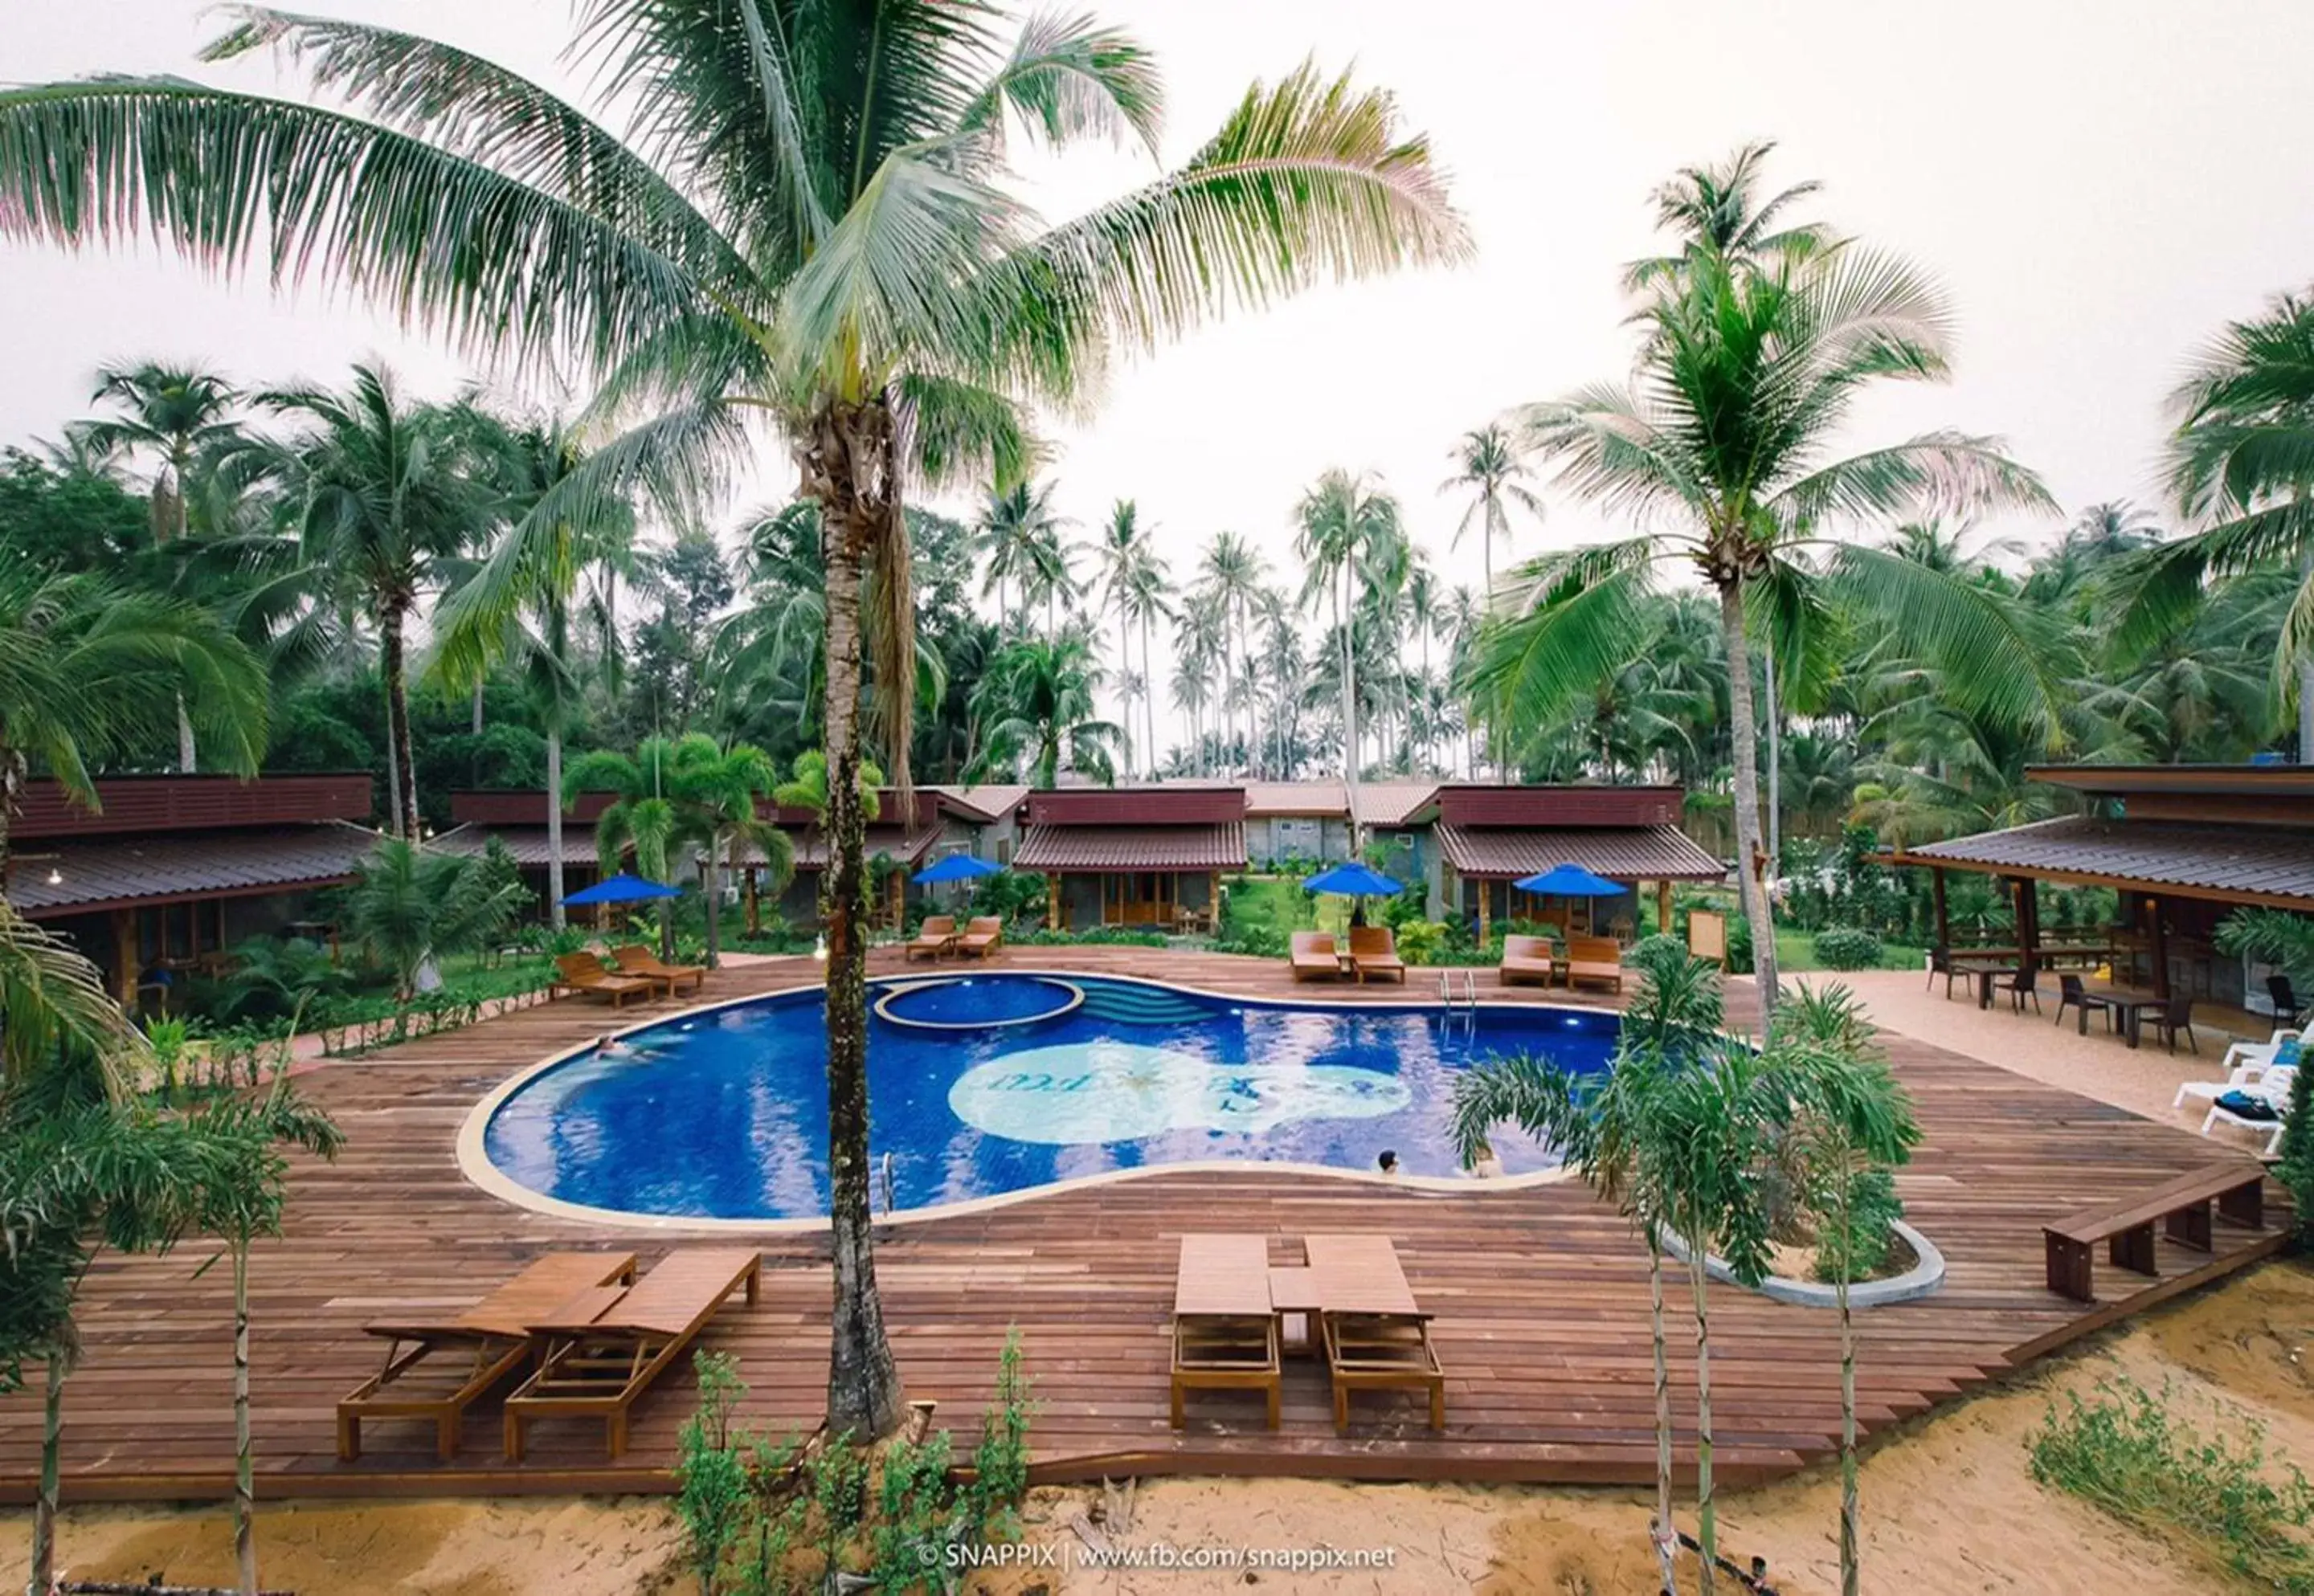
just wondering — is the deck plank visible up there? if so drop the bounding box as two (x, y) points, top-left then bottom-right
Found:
(0, 947), (2285, 1500)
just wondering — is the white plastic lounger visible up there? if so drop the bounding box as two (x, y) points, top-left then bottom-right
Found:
(2174, 1055), (2300, 1112)
(2196, 1068), (2294, 1158)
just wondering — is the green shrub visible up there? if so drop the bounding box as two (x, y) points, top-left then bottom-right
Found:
(675, 1353), (754, 1595)
(1812, 1168), (1904, 1284)
(1629, 933), (1691, 983)
(1392, 920), (1450, 965)
(1813, 927), (1884, 971)
(1723, 910), (1755, 974)
(1016, 925), (1167, 948)
(2275, 1063), (2314, 1246)
(967, 1329), (1036, 1542)
(2029, 1378), (2314, 1593)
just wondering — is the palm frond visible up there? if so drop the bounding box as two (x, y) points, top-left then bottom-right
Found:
(958, 10), (1163, 156)
(1826, 543), (2071, 741)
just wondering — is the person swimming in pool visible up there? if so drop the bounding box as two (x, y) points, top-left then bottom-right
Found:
(1377, 1149), (1400, 1177)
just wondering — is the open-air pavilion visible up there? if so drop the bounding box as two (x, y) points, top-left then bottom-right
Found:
(1890, 764), (2314, 1041)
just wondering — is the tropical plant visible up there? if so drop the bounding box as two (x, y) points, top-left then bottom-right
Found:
(1438, 421), (1543, 720)
(1766, 982), (1921, 1596)
(341, 835), (531, 999)
(0, 567), (268, 863)
(1450, 950), (1725, 1594)
(0, 0), (1463, 1439)
(975, 478), (1074, 638)
(2120, 287), (2314, 757)
(1296, 469), (1405, 794)
(967, 634), (1120, 787)
(222, 363), (499, 837)
(1473, 145), (2053, 1010)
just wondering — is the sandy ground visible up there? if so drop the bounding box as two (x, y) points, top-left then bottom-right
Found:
(8, 1257), (2310, 1594)
(7, 973), (2305, 1594)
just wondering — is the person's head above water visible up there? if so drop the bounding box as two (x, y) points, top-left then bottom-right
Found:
(1377, 1149), (1399, 1174)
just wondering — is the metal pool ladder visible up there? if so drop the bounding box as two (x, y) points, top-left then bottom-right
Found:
(1437, 969), (1478, 1044)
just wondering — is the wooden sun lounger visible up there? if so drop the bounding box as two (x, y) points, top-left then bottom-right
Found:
(906, 916), (957, 963)
(955, 916), (1004, 959)
(336, 1251), (637, 1461)
(504, 1248), (762, 1460)
(1566, 936), (1625, 995)
(610, 944), (705, 997)
(1304, 1233), (1444, 1431)
(1289, 931), (1340, 982)
(1170, 1234), (1281, 1428)
(553, 952), (656, 1008)
(1499, 934), (1556, 988)
(1347, 925), (1407, 985)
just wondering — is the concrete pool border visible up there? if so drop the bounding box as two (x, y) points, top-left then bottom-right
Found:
(455, 965), (1586, 1234)
(873, 973), (1085, 1031)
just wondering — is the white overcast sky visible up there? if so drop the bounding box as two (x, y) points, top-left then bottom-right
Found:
(8, 0), (2314, 745)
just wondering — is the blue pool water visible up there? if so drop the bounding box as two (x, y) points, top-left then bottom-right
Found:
(481, 974), (1620, 1220)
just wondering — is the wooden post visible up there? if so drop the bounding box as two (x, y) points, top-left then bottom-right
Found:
(1208, 871), (1218, 933)
(110, 909), (137, 1008)
(744, 865), (760, 937)
(1048, 874), (1062, 932)
(1657, 880), (1672, 936)
(1932, 868), (1950, 949)
(889, 869), (903, 930)
(2148, 895), (2171, 998)
(1478, 880), (1492, 945)
(2018, 877), (2042, 976)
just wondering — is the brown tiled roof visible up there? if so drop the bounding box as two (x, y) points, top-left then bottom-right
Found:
(1244, 781), (1348, 817)
(1351, 781), (1441, 828)
(7, 823), (382, 916)
(430, 824), (601, 867)
(1014, 822), (1248, 871)
(1436, 822), (1725, 882)
(729, 827), (940, 871)
(1898, 818), (2314, 906)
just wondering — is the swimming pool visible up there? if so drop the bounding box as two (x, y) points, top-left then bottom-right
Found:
(473, 973), (1619, 1223)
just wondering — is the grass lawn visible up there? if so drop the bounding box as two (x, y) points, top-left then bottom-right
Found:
(1224, 875), (1359, 936)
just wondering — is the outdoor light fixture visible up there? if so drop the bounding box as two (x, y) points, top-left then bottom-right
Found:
(45, 867), (61, 885)
(813, 933), (828, 962)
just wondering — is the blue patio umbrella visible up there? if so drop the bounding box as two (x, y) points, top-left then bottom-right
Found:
(1511, 862), (1625, 934)
(1303, 860), (1406, 926)
(913, 854), (1002, 885)
(562, 872), (683, 907)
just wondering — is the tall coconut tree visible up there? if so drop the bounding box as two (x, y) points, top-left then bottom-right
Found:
(1294, 469), (1402, 802)
(1198, 530), (1266, 774)
(2118, 288), (2314, 759)
(0, 2), (1464, 1436)
(975, 478), (1072, 637)
(1091, 499), (1153, 765)
(223, 365), (496, 839)
(1439, 422), (1542, 771)
(1471, 152), (2052, 1012)
(966, 633), (1118, 786)
(1114, 530), (1175, 778)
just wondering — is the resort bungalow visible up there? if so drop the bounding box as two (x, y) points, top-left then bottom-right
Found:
(1014, 786), (1248, 932)
(4, 773), (381, 1008)
(1411, 783), (1725, 940)
(432, 789), (615, 911)
(1890, 763), (2314, 1022)
(735, 786), (1019, 930)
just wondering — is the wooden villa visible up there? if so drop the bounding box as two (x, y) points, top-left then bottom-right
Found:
(3, 774), (380, 1008)
(1891, 762), (2314, 1022)
(1014, 786), (1249, 932)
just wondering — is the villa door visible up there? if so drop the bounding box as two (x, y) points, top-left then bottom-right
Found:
(1106, 871), (1175, 926)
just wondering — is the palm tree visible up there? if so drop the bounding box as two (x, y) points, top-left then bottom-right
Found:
(1294, 469), (1402, 798)
(2119, 288), (2314, 758)
(681, 739), (784, 967)
(1475, 150), (2051, 1010)
(967, 634), (1119, 787)
(1621, 138), (1830, 292)
(1091, 500), (1152, 763)
(1198, 531), (1267, 772)
(0, 568), (267, 864)
(227, 365), (496, 839)
(74, 361), (249, 771)
(1438, 420), (1543, 628)
(1117, 538), (1176, 778)
(975, 480), (1073, 638)
(341, 836), (530, 1000)
(1452, 946), (1727, 1594)
(0, 2), (1465, 1439)
(434, 414), (639, 929)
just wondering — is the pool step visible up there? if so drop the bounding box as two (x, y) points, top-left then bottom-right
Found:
(1076, 986), (1211, 1027)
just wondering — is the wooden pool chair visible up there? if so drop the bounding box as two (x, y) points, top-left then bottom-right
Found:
(503, 1247), (762, 1461)
(1499, 935), (1556, 988)
(610, 944), (705, 997)
(905, 916), (958, 963)
(955, 916), (1004, 959)
(1170, 1234), (1281, 1429)
(1347, 925), (1407, 985)
(553, 953), (656, 1009)
(1303, 1233), (1444, 1432)
(1567, 937), (1625, 995)
(1289, 931), (1341, 982)
(336, 1251), (637, 1461)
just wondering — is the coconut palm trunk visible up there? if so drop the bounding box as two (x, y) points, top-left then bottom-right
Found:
(806, 406), (904, 1440)
(33, 1349), (62, 1596)
(546, 729), (566, 931)
(1646, 1231), (1678, 1596)
(1837, 1180), (1861, 1596)
(701, 827), (722, 968)
(379, 602), (420, 843)
(1717, 578), (1780, 1011)
(1686, 1243), (1720, 1595)
(234, 1239), (256, 1596)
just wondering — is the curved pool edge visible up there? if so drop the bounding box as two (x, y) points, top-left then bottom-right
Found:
(455, 965), (1594, 1234)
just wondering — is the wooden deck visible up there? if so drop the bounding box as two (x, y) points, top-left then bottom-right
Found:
(0, 948), (2287, 1503)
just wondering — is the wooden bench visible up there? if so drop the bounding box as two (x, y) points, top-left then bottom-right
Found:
(2042, 1161), (2267, 1303)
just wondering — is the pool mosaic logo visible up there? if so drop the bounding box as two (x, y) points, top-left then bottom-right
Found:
(947, 1042), (1409, 1145)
